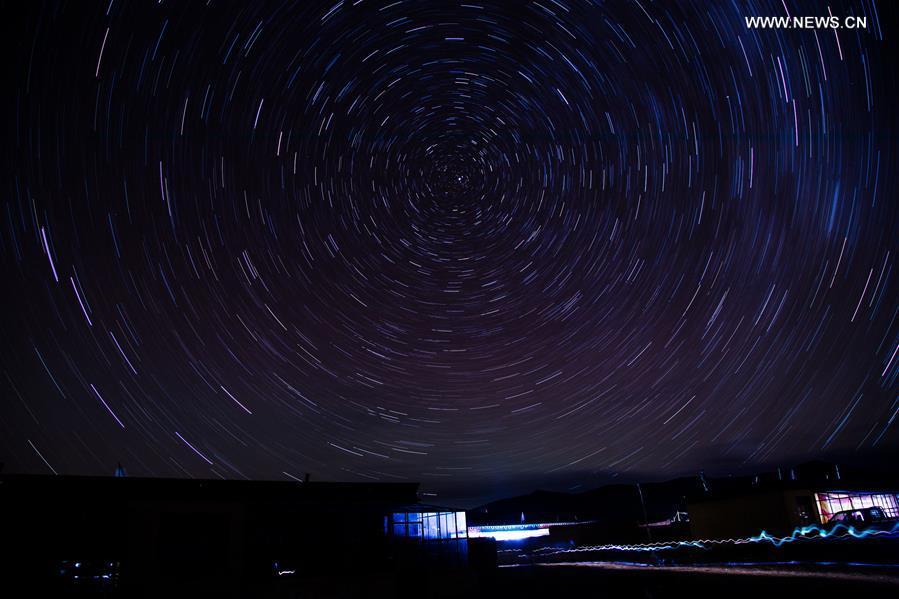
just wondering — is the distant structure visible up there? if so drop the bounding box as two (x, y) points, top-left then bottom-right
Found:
(468, 460), (899, 548)
(688, 464), (899, 539)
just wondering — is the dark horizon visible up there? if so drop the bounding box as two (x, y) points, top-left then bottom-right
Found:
(3, 0), (898, 508)
(2, 444), (896, 509)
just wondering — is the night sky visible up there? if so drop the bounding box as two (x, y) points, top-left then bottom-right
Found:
(3, 1), (897, 505)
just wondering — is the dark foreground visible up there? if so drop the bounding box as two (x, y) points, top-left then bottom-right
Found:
(34, 561), (899, 598)
(489, 563), (899, 599)
(8, 475), (899, 597)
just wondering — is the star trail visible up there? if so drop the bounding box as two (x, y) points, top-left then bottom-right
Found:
(3, 0), (897, 504)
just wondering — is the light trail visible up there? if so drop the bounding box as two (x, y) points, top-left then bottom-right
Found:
(499, 521), (899, 555)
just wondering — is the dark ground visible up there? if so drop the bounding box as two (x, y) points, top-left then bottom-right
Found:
(37, 561), (899, 598)
(486, 563), (899, 599)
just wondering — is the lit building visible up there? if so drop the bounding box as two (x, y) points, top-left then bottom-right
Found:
(0, 474), (488, 594)
(688, 483), (899, 540)
(468, 522), (563, 541)
(385, 505), (470, 566)
(814, 491), (899, 522)
(387, 506), (468, 541)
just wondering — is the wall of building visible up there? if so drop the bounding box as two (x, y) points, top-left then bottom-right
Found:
(687, 490), (814, 539)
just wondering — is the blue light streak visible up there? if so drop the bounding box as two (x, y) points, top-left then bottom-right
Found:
(503, 521), (899, 556)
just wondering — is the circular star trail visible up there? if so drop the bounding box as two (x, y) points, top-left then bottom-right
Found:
(3, 1), (898, 503)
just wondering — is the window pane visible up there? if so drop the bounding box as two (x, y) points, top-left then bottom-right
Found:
(423, 513), (439, 539)
(455, 512), (467, 538)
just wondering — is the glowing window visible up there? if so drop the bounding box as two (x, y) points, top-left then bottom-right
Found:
(815, 491), (899, 522)
(389, 510), (467, 540)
